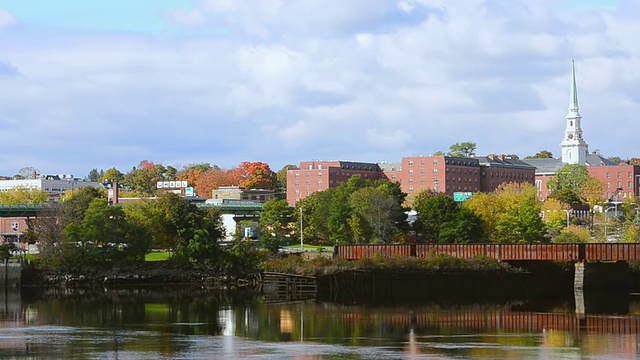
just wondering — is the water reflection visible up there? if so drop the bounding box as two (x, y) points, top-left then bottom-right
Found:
(1, 287), (640, 359)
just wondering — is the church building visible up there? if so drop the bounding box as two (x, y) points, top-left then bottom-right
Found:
(523, 61), (639, 201)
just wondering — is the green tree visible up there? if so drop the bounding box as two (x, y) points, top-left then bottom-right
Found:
(413, 191), (460, 243)
(297, 189), (332, 244)
(274, 164), (298, 200)
(86, 168), (101, 182)
(328, 176), (369, 244)
(0, 187), (48, 204)
(547, 164), (591, 206)
(439, 207), (485, 244)
(447, 141), (477, 157)
(525, 150), (554, 159)
(465, 182), (547, 243)
(349, 187), (401, 243)
(607, 156), (626, 165)
(100, 167), (124, 184)
(259, 199), (294, 253)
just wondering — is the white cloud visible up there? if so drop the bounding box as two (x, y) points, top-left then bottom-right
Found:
(1, 1), (640, 175)
(0, 9), (17, 29)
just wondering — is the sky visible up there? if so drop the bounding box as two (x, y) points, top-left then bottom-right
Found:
(0, 0), (639, 178)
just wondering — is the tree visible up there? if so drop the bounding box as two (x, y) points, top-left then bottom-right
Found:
(328, 176), (369, 244)
(525, 150), (554, 159)
(0, 187), (48, 204)
(16, 166), (40, 179)
(259, 199), (294, 253)
(447, 142), (477, 157)
(86, 168), (101, 182)
(541, 198), (572, 236)
(464, 182), (547, 243)
(123, 161), (167, 196)
(274, 164), (298, 200)
(547, 164), (591, 206)
(296, 189), (332, 244)
(177, 163), (213, 187)
(194, 167), (236, 198)
(413, 191), (460, 243)
(607, 156), (626, 165)
(349, 187), (401, 243)
(233, 161), (276, 189)
(100, 167), (124, 184)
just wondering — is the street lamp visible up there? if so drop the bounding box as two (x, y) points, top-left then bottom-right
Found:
(604, 206), (616, 241)
(300, 206), (304, 252)
(563, 209), (572, 228)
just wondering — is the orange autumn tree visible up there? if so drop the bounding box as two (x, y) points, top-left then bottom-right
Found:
(194, 168), (236, 198)
(232, 161), (276, 189)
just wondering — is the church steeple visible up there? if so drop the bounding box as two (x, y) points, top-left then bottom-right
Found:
(560, 60), (588, 165)
(569, 59), (579, 112)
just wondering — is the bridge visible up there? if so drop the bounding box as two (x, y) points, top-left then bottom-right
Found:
(0, 204), (46, 218)
(0, 202), (264, 218)
(336, 243), (640, 262)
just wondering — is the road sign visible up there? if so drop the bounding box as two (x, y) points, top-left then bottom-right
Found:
(453, 192), (473, 202)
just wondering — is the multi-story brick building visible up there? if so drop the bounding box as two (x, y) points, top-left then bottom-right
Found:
(387, 156), (481, 200)
(286, 160), (386, 204)
(383, 155), (535, 202)
(587, 165), (640, 201)
(477, 154), (536, 193)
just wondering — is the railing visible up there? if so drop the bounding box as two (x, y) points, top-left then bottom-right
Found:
(336, 243), (640, 262)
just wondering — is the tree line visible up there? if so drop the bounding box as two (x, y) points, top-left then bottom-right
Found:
(24, 187), (260, 272)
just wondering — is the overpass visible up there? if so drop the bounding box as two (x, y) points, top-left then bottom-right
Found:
(0, 204), (46, 218)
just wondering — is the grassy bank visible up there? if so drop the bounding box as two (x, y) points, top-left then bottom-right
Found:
(262, 253), (520, 277)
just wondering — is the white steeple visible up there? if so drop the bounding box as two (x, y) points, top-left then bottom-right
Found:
(560, 60), (588, 164)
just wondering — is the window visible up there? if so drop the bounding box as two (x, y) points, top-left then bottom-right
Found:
(408, 160), (414, 166)
(618, 172), (621, 178)
(421, 160), (425, 165)
(421, 169), (426, 174)
(629, 181), (632, 187)
(408, 178), (414, 183)
(317, 181), (322, 186)
(433, 160), (438, 165)
(391, 174), (397, 179)
(433, 169), (438, 174)
(308, 164), (313, 170)
(294, 182), (299, 186)
(433, 186), (439, 192)
(318, 172), (323, 177)
(318, 164), (323, 169)
(306, 173), (311, 177)
(295, 189), (300, 194)
(408, 169), (414, 175)
(606, 173), (610, 179)
(408, 187), (414, 192)
(618, 181), (622, 188)
(607, 182), (610, 188)
(421, 178), (426, 183)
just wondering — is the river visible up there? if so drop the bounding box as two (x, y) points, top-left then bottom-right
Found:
(1, 287), (639, 359)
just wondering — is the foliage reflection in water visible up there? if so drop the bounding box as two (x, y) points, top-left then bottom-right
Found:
(0, 287), (639, 359)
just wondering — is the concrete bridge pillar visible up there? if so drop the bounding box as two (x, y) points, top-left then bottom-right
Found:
(574, 261), (629, 314)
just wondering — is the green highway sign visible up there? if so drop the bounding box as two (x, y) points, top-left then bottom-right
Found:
(453, 192), (473, 202)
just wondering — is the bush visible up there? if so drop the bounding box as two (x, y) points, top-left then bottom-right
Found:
(553, 225), (592, 243)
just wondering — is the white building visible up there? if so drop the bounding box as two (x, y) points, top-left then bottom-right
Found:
(0, 175), (103, 202)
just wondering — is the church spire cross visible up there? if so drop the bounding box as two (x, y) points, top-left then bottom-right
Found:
(569, 59), (579, 111)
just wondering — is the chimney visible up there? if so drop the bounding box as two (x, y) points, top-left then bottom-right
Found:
(488, 154), (495, 160)
(499, 154), (505, 161)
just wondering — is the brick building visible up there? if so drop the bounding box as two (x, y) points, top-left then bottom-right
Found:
(476, 154), (536, 192)
(587, 165), (640, 201)
(286, 160), (386, 205)
(383, 155), (536, 202)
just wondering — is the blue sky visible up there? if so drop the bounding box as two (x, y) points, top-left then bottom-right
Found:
(0, 0), (639, 177)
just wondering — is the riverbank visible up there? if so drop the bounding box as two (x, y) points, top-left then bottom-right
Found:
(21, 262), (260, 289)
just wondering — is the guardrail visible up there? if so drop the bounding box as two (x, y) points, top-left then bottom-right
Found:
(336, 243), (640, 262)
